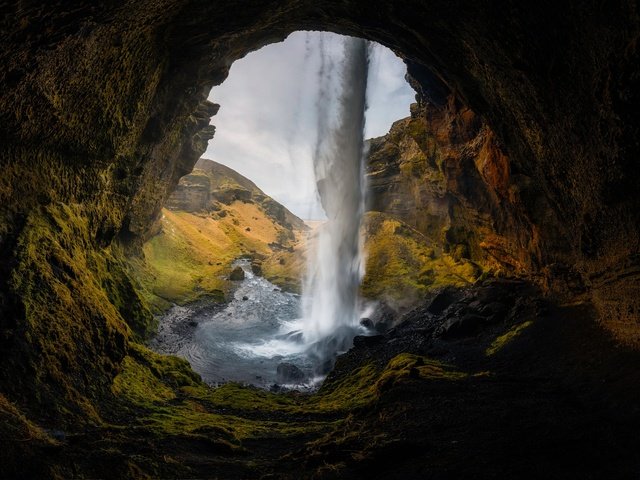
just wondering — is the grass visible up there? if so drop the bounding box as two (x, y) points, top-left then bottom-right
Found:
(131, 204), (306, 310)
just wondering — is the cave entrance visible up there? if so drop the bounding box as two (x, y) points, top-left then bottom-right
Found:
(142, 31), (418, 389)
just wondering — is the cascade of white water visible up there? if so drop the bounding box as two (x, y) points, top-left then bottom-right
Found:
(301, 36), (370, 370)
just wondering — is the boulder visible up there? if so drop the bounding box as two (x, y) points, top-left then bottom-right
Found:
(440, 314), (486, 339)
(251, 262), (262, 276)
(427, 289), (458, 315)
(359, 318), (374, 330)
(353, 335), (385, 348)
(229, 266), (245, 281)
(276, 362), (306, 384)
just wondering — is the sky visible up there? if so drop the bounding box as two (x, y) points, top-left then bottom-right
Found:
(204, 31), (416, 220)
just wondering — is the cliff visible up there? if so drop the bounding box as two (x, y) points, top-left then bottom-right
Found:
(167, 158), (307, 232)
(366, 102), (533, 276)
(361, 101), (531, 311)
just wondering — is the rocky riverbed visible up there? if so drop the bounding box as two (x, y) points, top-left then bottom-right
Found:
(149, 258), (319, 389)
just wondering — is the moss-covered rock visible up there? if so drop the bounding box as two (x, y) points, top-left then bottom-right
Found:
(362, 211), (480, 312)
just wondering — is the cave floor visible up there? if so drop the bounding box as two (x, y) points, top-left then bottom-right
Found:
(21, 279), (640, 479)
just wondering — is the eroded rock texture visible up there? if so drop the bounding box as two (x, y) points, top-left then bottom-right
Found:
(0, 0), (639, 429)
(367, 101), (535, 275)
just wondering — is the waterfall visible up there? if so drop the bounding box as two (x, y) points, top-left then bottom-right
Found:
(301, 36), (371, 372)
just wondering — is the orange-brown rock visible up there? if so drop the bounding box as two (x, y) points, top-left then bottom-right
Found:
(0, 0), (639, 442)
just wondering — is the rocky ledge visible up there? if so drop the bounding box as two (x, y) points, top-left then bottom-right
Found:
(301, 278), (640, 478)
(7, 277), (638, 479)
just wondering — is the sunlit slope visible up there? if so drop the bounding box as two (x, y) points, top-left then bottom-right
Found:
(131, 159), (308, 312)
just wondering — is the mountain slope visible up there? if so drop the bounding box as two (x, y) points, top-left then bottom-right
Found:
(131, 159), (307, 311)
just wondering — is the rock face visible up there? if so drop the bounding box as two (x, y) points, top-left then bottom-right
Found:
(164, 170), (211, 212)
(366, 103), (531, 275)
(276, 362), (306, 384)
(166, 158), (307, 231)
(0, 0), (639, 457)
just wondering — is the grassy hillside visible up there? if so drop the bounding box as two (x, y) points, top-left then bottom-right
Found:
(130, 160), (308, 312)
(132, 205), (307, 312)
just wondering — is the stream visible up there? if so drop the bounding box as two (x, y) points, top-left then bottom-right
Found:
(150, 259), (328, 389)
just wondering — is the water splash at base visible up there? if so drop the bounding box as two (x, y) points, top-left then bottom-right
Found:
(301, 36), (371, 373)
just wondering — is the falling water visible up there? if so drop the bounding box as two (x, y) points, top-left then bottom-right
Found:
(301, 36), (371, 371)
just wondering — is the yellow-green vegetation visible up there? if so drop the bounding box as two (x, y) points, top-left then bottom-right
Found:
(362, 211), (480, 310)
(7, 202), (155, 421)
(305, 354), (465, 413)
(485, 320), (534, 356)
(108, 347), (469, 449)
(131, 205), (305, 311)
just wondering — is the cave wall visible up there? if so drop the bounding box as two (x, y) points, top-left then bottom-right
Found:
(367, 100), (539, 276)
(1, 0), (639, 417)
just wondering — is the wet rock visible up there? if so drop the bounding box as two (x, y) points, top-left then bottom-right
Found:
(229, 266), (245, 281)
(360, 318), (374, 329)
(251, 262), (262, 276)
(276, 362), (306, 384)
(480, 301), (508, 319)
(353, 335), (384, 348)
(427, 289), (458, 315)
(440, 314), (486, 339)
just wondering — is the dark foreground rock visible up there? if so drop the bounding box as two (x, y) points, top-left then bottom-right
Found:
(308, 278), (640, 479)
(4, 277), (640, 479)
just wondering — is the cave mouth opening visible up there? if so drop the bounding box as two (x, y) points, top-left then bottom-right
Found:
(144, 31), (420, 389)
(4, 5), (640, 478)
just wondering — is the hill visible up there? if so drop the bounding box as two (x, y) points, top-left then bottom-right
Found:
(131, 158), (308, 312)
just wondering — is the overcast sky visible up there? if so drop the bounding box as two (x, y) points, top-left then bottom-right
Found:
(204, 31), (415, 220)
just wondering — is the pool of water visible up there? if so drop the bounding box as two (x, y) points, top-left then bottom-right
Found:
(150, 259), (325, 389)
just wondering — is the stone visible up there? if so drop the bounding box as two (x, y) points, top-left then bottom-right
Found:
(359, 318), (374, 329)
(276, 362), (306, 384)
(440, 314), (486, 339)
(353, 335), (384, 348)
(229, 266), (245, 281)
(427, 289), (458, 315)
(251, 262), (262, 276)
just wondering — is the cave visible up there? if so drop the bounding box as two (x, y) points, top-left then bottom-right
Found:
(1, 2), (640, 479)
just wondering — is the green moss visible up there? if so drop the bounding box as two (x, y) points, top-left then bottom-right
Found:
(485, 321), (534, 356)
(313, 364), (380, 411)
(112, 356), (176, 404)
(362, 212), (480, 309)
(7, 203), (135, 422)
(184, 382), (301, 413)
(375, 353), (467, 393)
(313, 353), (466, 412)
